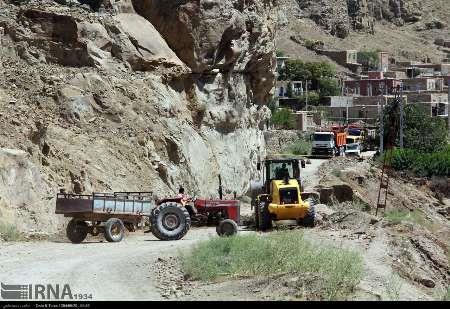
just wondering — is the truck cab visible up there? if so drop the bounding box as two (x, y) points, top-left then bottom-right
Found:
(345, 136), (362, 156)
(311, 132), (336, 156)
(311, 130), (346, 157)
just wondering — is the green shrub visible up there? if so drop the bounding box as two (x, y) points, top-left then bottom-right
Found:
(390, 146), (450, 177)
(181, 231), (363, 300)
(271, 108), (295, 129)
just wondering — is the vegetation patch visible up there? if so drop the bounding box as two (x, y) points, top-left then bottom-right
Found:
(284, 139), (312, 156)
(384, 209), (428, 226)
(181, 231), (363, 300)
(390, 146), (450, 177)
(0, 221), (23, 241)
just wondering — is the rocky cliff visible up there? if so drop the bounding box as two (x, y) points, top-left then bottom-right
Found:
(0, 0), (276, 236)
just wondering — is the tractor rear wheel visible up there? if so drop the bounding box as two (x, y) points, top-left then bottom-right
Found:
(302, 198), (317, 227)
(66, 219), (88, 244)
(258, 202), (272, 231)
(150, 202), (191, 241)
(216, 219), (238, 237)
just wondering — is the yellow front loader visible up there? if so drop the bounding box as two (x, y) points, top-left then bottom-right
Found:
(253, 158), (317, 231)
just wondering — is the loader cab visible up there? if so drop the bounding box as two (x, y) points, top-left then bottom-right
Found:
(262, 159), (304, 193)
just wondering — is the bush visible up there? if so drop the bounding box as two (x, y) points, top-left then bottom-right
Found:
(390, 146), (450, 177)
(181, 231), (363, 300)
(271, 108), (295, 129)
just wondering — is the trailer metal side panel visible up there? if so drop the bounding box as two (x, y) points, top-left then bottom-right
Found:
(55, 197), (92, 214)
(92, 198), (153, 215)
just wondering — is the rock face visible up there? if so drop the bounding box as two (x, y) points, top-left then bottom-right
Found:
(288, 0), (423, 38)
(0, 0), (276, 235)
(131, 0), (277, 104)
(0, 149), (61, 235)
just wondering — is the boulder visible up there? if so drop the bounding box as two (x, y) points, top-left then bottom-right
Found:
(111, 13), (188, 73)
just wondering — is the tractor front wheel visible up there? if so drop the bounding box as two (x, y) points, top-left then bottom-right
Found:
(216, 219), (238, 237)
(258, 202), (272, 231)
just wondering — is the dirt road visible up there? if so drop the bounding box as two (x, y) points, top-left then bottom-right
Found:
(0, 159), (328, 301)
(0, 229), (218, 301)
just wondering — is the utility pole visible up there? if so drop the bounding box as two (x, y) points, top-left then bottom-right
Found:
(379, 86), (384, 155)
(399, 83), (405, 148)
(305, 80), (309, 111)
(448, 85), (450, 136)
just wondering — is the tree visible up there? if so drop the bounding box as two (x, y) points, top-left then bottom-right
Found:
(318, 77), (341, 97)
(380, 103), (448, 153)
(403, 104), (448, 153)
(357, 50), (380, 71)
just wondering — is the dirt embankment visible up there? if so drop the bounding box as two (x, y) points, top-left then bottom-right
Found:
(152, 156), (449, 301)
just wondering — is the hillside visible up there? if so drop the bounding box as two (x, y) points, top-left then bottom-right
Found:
(276, 0), (450, 65)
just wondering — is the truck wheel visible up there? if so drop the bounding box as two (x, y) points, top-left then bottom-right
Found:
(66, 219), (88, 244)
(150, 202), (191, 241)
(216, 219), (238, 237)
(302, 198), (317, 227)
(104, 218), (125, 242)
(258, 202), (272, 231)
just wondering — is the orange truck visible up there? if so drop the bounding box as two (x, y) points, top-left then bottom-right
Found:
(311, 126), (347, 157)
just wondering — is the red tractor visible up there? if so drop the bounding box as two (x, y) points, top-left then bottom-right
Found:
(148, 175), (240, 239)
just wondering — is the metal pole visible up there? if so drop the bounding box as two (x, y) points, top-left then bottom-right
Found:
(399, 83), (404, 148)
(448, 86), (450, 135)
(379, 96), (384, 154)
(346, 90), (349, 126)
(305, 80), (309, 111)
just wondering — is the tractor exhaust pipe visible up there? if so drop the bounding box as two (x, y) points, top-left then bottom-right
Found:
(218, 175), (223, 200)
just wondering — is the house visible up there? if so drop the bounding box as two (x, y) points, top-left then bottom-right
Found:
(406, 93), (448, 117)
(316, 49), (362, 73)
(276, 56), (290, 71)
(344, 78), (402, 96)
(402, 77), (444, 92)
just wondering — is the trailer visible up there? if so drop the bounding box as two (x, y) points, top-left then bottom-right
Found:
(55, 192), (191, 243)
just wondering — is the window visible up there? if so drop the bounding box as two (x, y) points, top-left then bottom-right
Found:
(268, 162), (294, 180)
(279, 86), (284, 97)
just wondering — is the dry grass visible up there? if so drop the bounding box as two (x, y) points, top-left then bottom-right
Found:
(0, 221), (23, 241)
(181, 230), (363, 300)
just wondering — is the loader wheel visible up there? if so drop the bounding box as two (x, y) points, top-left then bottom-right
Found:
(302, 198), (317, 227)
(258, 202), (272, 231)
(151, 202), (191, 241)
(216, 219), (238, 237)
(104, 218), (125, 242)
(254, 201), (260, 230)
(66, 219), (88, 244)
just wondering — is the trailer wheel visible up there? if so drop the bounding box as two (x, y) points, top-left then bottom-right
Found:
(216, 219), (238, 237)
(104, 218), (125, 242)
(150, 202), (190, 241)
(66, 219), (88, 244)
